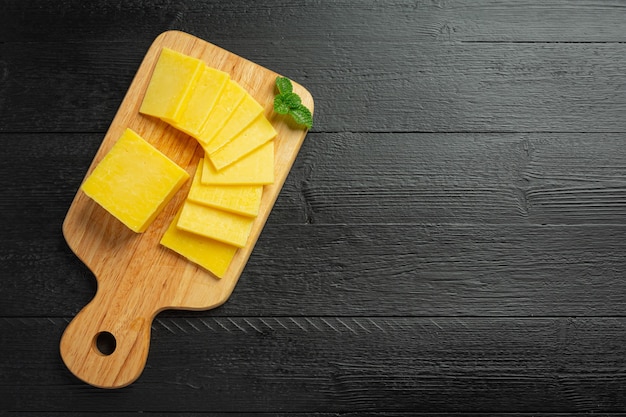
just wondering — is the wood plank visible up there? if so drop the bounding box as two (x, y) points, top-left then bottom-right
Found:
(6, 415), (624, 417)
(3, 316), (626, 412)
(189, 222), (626, 317)
(4, 222), (626, 317)
(3, 0), (626, 44)
(420, 0), (626, 42)
(292, 132), (626, 225)
(5, 131), (626, 228)
(3, 41), (626, 133)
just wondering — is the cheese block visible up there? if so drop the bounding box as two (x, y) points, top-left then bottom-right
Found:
(187, 161), (263, 217)
(202, 93), (264, 154)
(207, 115), (277, 170)
(139, 48), (204, 124)
(81, 128), (189, 233)
(172, 66), (230, 137)
(201, 141), (274, 185)
(177, 201), (255, 248)
(160, 207), (237, 278)
(196, 80), (247, 145)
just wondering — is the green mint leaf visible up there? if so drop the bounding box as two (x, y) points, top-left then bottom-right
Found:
(275, 76), (293, 95)
(274, 76), (314, 129)
(288, 104), (313, 129)
(281, 92), (302, 109)
(273, 94), (291, 114)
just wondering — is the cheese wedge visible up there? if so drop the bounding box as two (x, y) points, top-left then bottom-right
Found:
(139, 48), (204, 124)
(203, 93), (264, 154)
(188, 161), (263, 217)
(177, 201), (254, 248)
(160, 207), (238, 278)
(207, 115), (277, 170)
(201, 141), (274, 185)
(172, 66), (230, 137)
(81, 128), (189, 233)
(196, 80), (247, 145)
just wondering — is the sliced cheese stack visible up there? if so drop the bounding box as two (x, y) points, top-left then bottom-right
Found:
(160, 208), (238, 279)
(187, 163), (263, 218)
(160, 159), (268, 278)
(206, 114), (277, 170)
(139, 47), (278, 171)
(200, 141), (274, 185)
(140, 47), (278, 278)
(174, 66), (230, 137)
(139, 48), (204, 125)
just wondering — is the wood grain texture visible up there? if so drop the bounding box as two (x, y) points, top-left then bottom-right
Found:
(291, 132), (626, 225)
(5, 317), (626, 412)
(3, 41), (626, 133)
(6, 415), (622, 417)
(3, 0), (626, 413)
(3, 0), (626, 44)
(8, 130), (626, 228)
(5, 223), (626, 317)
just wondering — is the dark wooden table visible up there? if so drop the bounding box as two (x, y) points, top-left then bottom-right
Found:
(3, 0), (626, 414)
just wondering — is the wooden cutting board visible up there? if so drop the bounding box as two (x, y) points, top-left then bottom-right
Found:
(59, 30), (313, 389)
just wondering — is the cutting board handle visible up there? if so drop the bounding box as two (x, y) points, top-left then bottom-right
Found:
(59, 284), (153, 389)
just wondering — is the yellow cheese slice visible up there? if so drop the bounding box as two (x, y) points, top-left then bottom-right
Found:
(81, 128), (189, 233)
(196, 80), (247, 145)
(139, 48), (204, 124)
(187, 161), (263, 217)
(177, 201), (255, 248)
(201, 141), (274, 185)
(172, 66), (230, 137)
(207, 115), (277, 170)
(160, 207), (237, 278)
(202, 93), (264, 154)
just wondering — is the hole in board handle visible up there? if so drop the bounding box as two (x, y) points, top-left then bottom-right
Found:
(94, 331), (117, 356)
